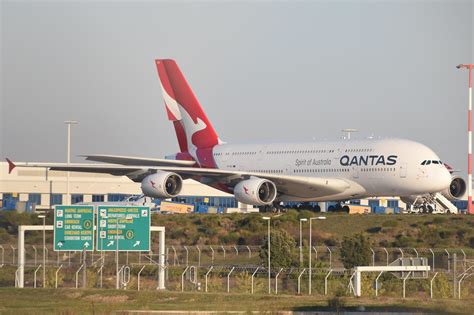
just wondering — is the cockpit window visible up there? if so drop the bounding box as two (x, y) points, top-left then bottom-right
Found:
(421, 160), (443, 165)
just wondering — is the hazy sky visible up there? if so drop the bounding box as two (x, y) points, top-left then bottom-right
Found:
(1, 1), (473, 175)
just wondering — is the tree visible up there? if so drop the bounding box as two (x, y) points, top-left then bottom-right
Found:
(260, 228), (296, 268)
(340, 233), (371, 269)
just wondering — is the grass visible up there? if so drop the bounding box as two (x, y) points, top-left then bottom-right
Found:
(1, 212), (474, 314)
(0, 288), (473, 314)
(2, 211), (474, 250)
(151, 211), (474, 249)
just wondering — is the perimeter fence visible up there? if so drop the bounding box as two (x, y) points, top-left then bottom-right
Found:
(0, 243), (473, 299)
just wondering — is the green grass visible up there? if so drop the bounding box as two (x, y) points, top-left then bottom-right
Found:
(156, 211), (474, 250)
(0, 288), (472, 314)
(2, 211), (474, 249)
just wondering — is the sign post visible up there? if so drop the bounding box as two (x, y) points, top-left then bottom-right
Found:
(54, 205), (94, 251)
(96, 206), (151, 251)
(96, 205), (150, 289)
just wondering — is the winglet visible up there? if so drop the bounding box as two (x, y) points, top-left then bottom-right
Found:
(6, 158), (16, 174)
(444, 163), (454, 174)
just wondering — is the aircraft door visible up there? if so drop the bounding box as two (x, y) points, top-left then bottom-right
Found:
(258, 146), (267, 159)
(400, 163), (407, 178)
(220, 146), (232, 169)
(352, 166), (359, 178)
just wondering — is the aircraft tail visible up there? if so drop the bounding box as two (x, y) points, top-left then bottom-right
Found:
(155, 59), (221, 154)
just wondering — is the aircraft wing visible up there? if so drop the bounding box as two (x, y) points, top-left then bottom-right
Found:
(7, 159), (351, 199)
(80, 154), (196, 167)
(152, 166), (351, 198)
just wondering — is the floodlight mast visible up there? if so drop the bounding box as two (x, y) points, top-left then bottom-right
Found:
(64, 120), (78, 206)
(299, 218), (307, 266)
(262, 216), (271, 294)
(308, 216), (326, 294)
(456, 64), (473, 214)
(38, 215), (46, 287)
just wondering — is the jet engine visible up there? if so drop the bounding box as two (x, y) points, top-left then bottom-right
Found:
(141, 171), (183, 198)
(442, 176), (466, 200)
(234, 178), (277, 205)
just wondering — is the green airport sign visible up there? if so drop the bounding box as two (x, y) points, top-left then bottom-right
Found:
(54, 205), (95, 251)
(96, 206), (150, 251)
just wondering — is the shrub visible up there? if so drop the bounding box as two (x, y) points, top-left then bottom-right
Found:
(234, 271), (265, 293)
(324, 239), (338, 247)
(0, 228), (12, 243)
(469, 237), (474, 248)
(431, 272), (451, 298)
(221, 232), (240, 244)
(260, 228), (297, 268)
(340, 234), (371, 269)
(392, 235), (416, 248)
(382, 220), (398, 228)
(366, 227), (382, 234)
(433, 217), (447, 224)
(438, 229), (454, 240)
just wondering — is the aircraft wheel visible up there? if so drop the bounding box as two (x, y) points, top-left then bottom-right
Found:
(427, 205), (434, 213)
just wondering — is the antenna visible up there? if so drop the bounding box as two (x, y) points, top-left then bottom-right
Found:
(341, 128), (358, 140)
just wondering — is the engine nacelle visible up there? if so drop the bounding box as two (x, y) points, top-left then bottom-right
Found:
(442, 176), (466, 200)
(234, 178), (277, 206)
(141, 172), (183, 198)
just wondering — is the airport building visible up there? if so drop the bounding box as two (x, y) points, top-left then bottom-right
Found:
(0, 161), (253, 212)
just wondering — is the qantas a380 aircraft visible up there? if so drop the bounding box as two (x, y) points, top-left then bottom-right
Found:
(7, 59), (466, 211)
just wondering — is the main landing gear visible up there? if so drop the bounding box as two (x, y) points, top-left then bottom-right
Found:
(259, 202), (288, 213)
(327, 203), (349, 213)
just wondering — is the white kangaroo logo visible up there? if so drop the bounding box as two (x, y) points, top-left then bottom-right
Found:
(177, 104), (207, 160)
(161, 83), (210, 160)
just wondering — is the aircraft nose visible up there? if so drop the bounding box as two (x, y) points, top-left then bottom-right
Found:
(437, 167), (452, 191)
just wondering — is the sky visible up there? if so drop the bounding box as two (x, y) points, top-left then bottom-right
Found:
(1, 0), (473, 176)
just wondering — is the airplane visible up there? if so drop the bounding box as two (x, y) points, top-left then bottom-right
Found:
(6, 59), (465, 212)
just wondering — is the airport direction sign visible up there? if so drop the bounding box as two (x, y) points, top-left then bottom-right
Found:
(54, 205), (95, 251)
(96, 206), (150, 251)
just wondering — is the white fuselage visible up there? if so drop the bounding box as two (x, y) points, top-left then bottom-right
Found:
(211, 138), (451, 202)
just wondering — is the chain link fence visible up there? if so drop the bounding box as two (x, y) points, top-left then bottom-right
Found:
(0, 242), (473, 299)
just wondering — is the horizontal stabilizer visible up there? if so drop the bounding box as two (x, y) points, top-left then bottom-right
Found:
(6, 158), (16, 174)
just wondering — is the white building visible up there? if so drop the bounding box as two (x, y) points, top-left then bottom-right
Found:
(0, 161), (248, 211)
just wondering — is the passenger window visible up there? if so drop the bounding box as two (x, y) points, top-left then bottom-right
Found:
(426, 160), (431, 165)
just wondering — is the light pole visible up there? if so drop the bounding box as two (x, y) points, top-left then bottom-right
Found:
(299, 218), (307, 266)
(308, 216), (326, 295)
(38, 214), (46, 287)
(64, 120), (78, 206)
(457, 64), (474, 215)
(262, 216), (271, 294)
